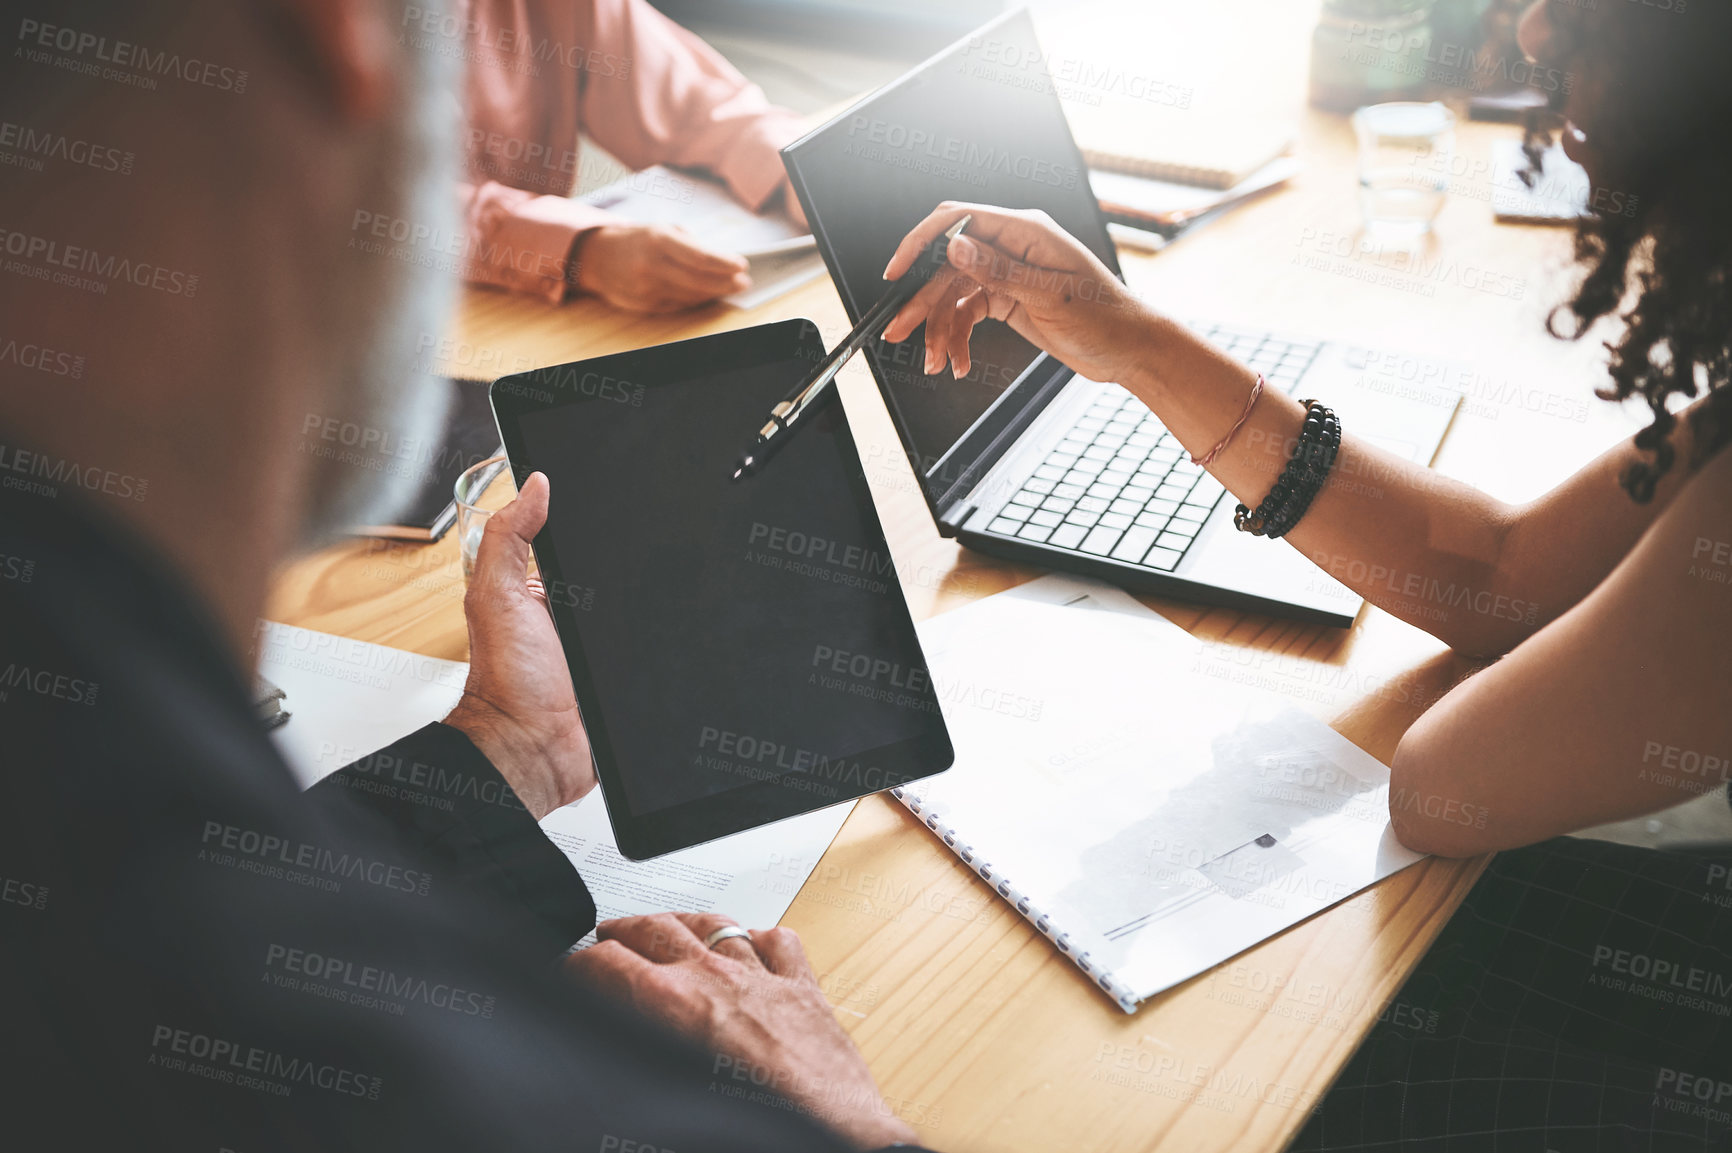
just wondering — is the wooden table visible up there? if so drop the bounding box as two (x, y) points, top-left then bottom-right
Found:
(267, 99), (1641, 1151)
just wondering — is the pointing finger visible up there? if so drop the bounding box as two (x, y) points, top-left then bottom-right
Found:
(882, 203), (1046, 280)
(945, 233), (1069, 314)
(883, 203), (974, 282)
(882, 265), (966, 344)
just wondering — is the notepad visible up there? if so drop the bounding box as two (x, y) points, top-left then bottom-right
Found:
(1065, 101), (1293, 190)
(900, 575), (1424, 1013)
(1090, 155), (1300, 232)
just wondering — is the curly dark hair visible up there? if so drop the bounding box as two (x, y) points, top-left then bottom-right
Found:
(1519, 0), (1732, 501)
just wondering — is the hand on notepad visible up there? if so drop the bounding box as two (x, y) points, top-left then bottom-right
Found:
(573, 222), (751, 312)
(444, 472), (596, 820)
(882, 202), (1157, 388)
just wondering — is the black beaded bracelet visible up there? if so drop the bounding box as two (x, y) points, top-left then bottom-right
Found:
(1233, 399), (1340, 538)
(1266, 402), (1340, 537)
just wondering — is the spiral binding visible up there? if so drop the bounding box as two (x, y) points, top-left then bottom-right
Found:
(891, 786), (1140, 1014)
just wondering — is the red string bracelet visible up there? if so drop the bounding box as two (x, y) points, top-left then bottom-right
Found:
(1191, 373), (1264, 469)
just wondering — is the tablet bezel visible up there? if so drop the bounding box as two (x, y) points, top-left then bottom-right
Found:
(490, 319), (954, 859)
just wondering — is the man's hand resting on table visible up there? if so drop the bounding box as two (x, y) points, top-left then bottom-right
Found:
(568, 913), (920, 1150)
(443, 472), (595, 820)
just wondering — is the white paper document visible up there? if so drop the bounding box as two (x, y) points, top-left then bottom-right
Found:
(901, 576), (1423, 1012)
(579, 165), (826, 309)
(1490, 139), (1592, 224)
(256, 622), (855, 944)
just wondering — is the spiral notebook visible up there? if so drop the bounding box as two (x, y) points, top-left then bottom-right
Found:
(898, 575), (1423, 1013)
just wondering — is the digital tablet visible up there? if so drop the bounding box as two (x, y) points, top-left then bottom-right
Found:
(491, 320), (954, 859)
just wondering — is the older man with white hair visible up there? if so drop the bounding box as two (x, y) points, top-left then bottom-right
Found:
(0, 1), (924, 1148)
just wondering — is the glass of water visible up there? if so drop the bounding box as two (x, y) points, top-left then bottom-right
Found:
(453, 455), (511, 582)
(1352, 101), (1453, 243)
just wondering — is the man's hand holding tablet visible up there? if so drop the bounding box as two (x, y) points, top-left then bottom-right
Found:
(443, 471), (598, 820)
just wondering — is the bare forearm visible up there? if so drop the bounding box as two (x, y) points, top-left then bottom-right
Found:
(1125, 316), (1530, 653)
(1489, 417), (1705, 629)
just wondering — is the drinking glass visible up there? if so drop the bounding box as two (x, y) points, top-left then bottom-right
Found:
(1352, 101), (1453, 242)
(453, 455), (511, 582)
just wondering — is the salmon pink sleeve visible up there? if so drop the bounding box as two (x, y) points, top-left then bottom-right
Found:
(457, 179), (620, 304)
(576, 0), (803, 214)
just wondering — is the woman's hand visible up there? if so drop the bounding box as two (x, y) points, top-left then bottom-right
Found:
(881, 202), (1159, 386)
(443, 472), (596, 819)
(573, 222), (751, 312)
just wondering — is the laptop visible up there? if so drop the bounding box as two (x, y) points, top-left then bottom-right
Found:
(781, 9), (1460, 628)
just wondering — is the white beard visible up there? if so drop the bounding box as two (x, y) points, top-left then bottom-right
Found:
(296, 18), (464, 549)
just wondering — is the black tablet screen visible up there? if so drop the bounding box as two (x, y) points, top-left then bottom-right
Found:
(516, 350), (943, 819)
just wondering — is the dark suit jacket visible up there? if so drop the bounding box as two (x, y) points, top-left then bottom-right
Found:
(0, 479), (906, 1150)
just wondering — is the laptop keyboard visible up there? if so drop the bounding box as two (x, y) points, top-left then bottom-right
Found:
(982, 324), (1321, 571)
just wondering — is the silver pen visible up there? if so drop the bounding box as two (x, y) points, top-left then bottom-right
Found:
(731, 215), (971, 480)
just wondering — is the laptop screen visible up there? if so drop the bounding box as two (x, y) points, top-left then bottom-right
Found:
(782, 9), (1120, 510)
